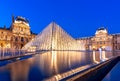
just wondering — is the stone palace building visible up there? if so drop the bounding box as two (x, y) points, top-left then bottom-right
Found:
(0, 16), (36, 49)
(76, 27), (120, 51)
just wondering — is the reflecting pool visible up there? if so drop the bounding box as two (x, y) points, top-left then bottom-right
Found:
(0, 51), (113, 81)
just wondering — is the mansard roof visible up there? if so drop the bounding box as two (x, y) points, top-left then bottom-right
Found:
(97, 27), (106, 31)
(15, 16), (29, 23)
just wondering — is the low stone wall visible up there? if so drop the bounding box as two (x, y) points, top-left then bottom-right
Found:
(65, 56), (120, 81)
(113, 51), (120, 56)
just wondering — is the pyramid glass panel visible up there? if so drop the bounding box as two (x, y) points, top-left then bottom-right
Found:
(22, 22), (85, 51)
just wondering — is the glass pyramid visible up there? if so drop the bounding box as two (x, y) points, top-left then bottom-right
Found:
(22, 22), (85, 51)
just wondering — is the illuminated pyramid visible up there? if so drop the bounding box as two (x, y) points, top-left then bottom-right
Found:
(23, 22), (85, 51)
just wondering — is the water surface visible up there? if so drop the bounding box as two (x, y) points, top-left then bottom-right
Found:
(0, 51), (112, 81)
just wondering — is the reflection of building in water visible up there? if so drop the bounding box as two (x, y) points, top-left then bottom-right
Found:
(77, 27), (120, 51)
(7, 59), (33, 81)
(39, 51), (92, 73)
(0, 16), (36, 49)
(0, 51), (110, 81)
(38, 51), (93, 81)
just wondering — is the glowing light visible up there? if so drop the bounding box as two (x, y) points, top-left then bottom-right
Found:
(27, 46), (36, 52)
(44, 64), (92, 81)
(92, 46), (96, 50)
(93, 51), (99, 64)
(102, 46), (105, 49)
(101, 51), (108, 60)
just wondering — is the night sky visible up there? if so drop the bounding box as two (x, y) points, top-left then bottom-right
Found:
(0, 0), (120, 38)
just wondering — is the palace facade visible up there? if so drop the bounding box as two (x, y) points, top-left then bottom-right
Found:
(1, 16), (120, 51)
(76, 27), (120, 51)
(0, 16), (36, 49)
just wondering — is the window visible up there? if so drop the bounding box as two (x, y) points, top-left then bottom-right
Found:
(100, 41), (102, 44)
(21, 37), (24, 42)
(26, 38), (28, 42)
(103, 41), (105, 44)
(115, 41), (117, 44)
(97, 42), (99, 44)
(15, 37), (18, 41)
(21, 44), (24, 48)
(11, 37), (13, 41)
(21, 28), (23, 31)
(0, 43), (3, 47)
(6, 36), (7, 40)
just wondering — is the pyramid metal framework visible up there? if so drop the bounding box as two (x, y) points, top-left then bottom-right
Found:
(22, 22), (85, 51)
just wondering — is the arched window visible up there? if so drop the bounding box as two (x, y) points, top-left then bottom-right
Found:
(6, 36), (7, 40)
(21, 44), (24, 48)
(0, 43), (3, 47)
(21, 28), (23, 31)
(11, 37), (13, 41)
(21, 37), (24, 42)
(26, 38), (28, 42)
(15, 37), (18, 41)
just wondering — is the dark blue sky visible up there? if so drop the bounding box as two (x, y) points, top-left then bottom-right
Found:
(0, 0), (120, 38)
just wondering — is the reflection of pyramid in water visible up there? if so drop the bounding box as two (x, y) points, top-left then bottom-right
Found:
(23, 22), (84, 50)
